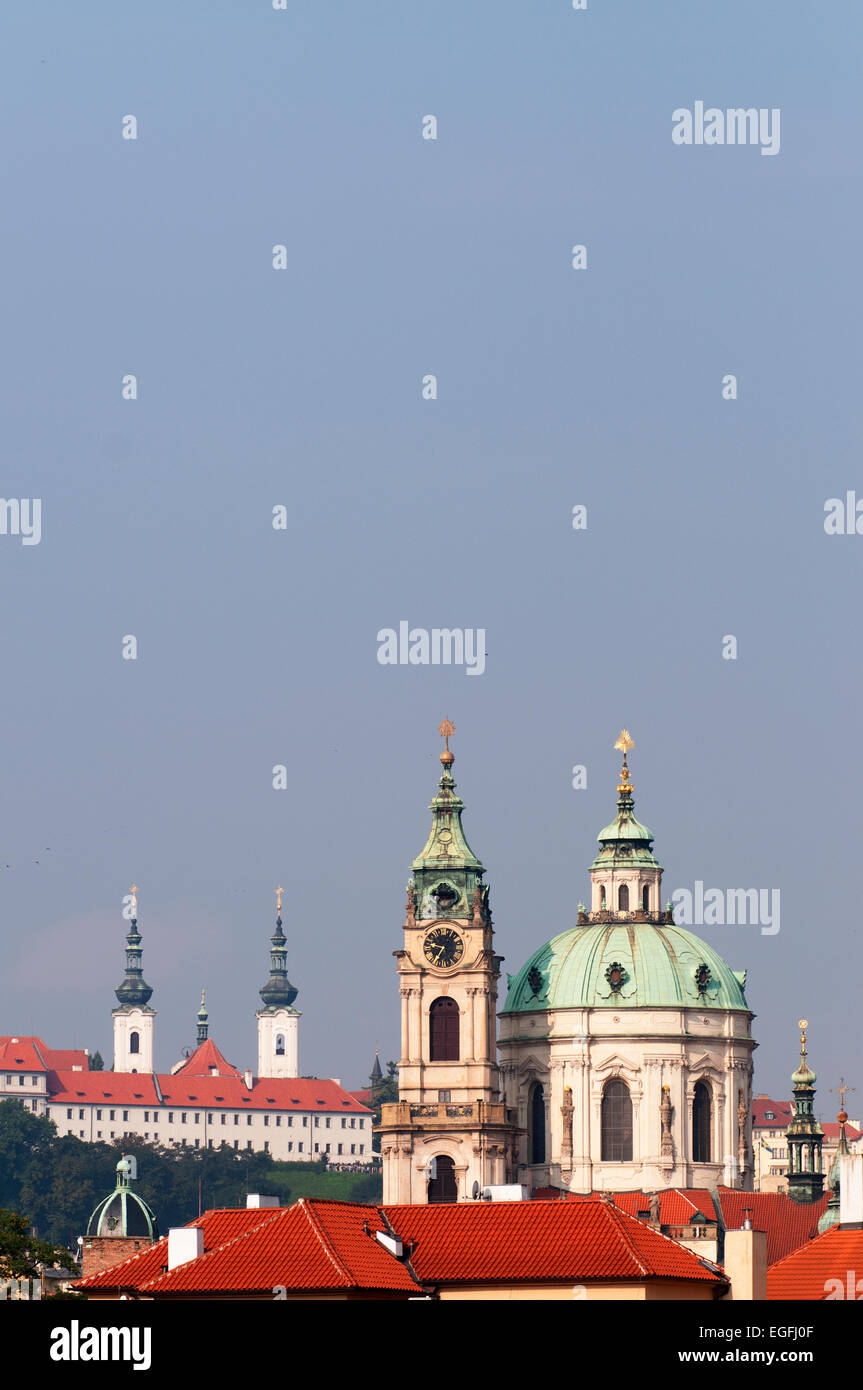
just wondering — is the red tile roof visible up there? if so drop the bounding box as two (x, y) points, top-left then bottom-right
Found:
(46, 1071), (371, 1114)
(540, 1187), (827, 1267)
(718, 1189), (829, 1266)
(752, 1098), (792, 1128)
(73, 1208), (271, 1291)
(767, 1226), (863, 1300)
(555, 1189), (718, 1226)
(0, 1036), (89, 1072)
(140, 1201), (419, 1297)
(172, 1039), (241, 1078)
(384, 1199), (725, 1287)
(73, 1198), (726, 1297)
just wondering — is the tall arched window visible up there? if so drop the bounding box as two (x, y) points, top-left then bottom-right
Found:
(429, 997), (459, 1062)
(601, 1079), (633, 1161)
(642, 884), (650, 912)
(600, 886), (607, 908)
(530, 1082), (546, 1164)
(275, 1034), (285, 1056)
(618, 884), (629, 911)
(129, 1032), (140, 1055)
(428, 1154), (457, 1203)
(693, 1081), (711, 1162)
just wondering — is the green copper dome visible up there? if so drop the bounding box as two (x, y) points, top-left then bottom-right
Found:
(86, 1155), (158, 1240)
(502, 921), (749, 1014)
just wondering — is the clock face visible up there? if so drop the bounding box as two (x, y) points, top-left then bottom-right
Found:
(423, 927), (464, 969)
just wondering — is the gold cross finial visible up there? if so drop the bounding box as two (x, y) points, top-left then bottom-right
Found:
(614, 731), (634, 791)
(831, 1077), (855, 1109)
(276, 885), (283, 915)
(130, 883), (138, 916)
(439, 718), (455, 752)
(201, 988), (206, 1007)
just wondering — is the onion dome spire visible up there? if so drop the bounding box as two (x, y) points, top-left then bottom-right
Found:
(786, 1019), (825, 1205)
(589, 733), (662, 892)
(259, 886), (299, 1009)
(197, 989), (209, 1045)
(114, 884), (153, 1007)
(86, 1154), (158, 1241)
(410, 720), (486, 922)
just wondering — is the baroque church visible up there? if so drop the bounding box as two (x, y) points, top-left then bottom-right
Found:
(379, 727), (756, 1202)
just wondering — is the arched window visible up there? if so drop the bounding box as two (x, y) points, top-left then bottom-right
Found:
(599, 886), (607, 908)
(129, 1032), (140, 1055)
(429, 997), (459, 1062)
(618, 884), (629, 911)
(642, 884), (650, 912)
(275, 1034), (285, 1056)
(601, 1079), (633, 1161)
(530, 1082), (546, 1164)
(428, 1154), (457, 1204)
(693, 1081), (711, 1162)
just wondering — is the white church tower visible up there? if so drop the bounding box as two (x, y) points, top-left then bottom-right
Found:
(112, 885), (156, 1074)
(256, 887), (301, 1079)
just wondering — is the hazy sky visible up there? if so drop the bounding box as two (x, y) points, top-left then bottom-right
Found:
(1, 1), (860, 1115)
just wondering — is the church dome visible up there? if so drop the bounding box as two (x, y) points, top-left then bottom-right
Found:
(502, 920), (749, 1014)
(86, 1155), (158, 1240)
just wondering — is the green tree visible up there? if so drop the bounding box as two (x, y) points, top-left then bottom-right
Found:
(88, 1051), (104, 1071)
(0, 1208), (68, 1279)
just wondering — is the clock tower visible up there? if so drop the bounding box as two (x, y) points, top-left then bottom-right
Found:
(378, 722), (516, 1204)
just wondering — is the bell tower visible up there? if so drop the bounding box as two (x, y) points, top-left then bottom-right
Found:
(256, 888), (301, 1079)
(786, 1019), (825, 1204)
(378, 721), (516, 1204)
(112, 885), (155, 1074)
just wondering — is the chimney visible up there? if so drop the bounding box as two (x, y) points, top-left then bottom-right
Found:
(244, 1069), (253, 1090)
(167, 1227), (204, 1271)
(840, 1154), (863, 1227)
(246, 1194), (279, 1209)
(722, 1227), (767, 1301)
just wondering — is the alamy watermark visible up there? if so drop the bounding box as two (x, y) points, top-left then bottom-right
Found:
(672, 102), (780, 157)
(377, 623), (486, 676)
(1, 1276), (41, 1299)
(0, 498), (41, 545)
(671, 882), (780, 936)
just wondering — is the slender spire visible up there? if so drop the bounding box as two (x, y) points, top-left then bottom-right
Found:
(259, 887), (299, 1009)
(786, 1019), (824, 1205)
(197, 989), (209, 1044)
(818, 1104), (850, 1233)
(115, 884), (153, 1007)
(410, 720), (486, 922)
(614, 729), (635, 797)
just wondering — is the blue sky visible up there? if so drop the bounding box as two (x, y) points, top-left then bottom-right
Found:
(0, 1), (860, 1112)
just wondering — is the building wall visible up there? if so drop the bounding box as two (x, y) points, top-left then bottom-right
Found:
(257, 1011), (299, 1080)
(47, 1100), (375, 1164)
(112, 1007), (154, 1074)
(436, 1280), (718, 1301)
(499, 1004), (755, 1194)
(81, 1237), (153, 1279)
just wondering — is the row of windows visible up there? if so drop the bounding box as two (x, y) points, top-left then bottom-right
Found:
(528, 1079), (715, 1164)
(59, 1107), (365, 1129)
(597, 884), (651, 911)
(63, 1130), (367, 1159)
(3, 1074), (42, 1087)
